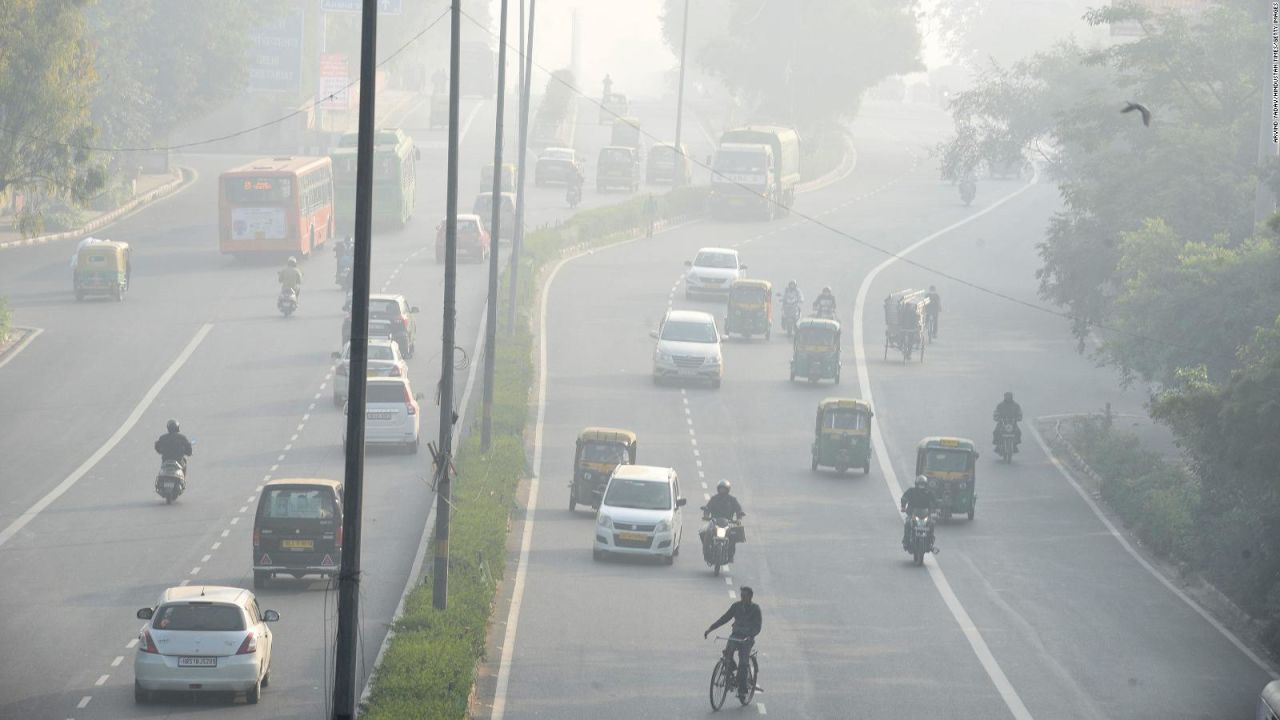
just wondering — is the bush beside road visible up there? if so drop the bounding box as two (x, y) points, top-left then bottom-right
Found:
(361, 186), (709, 718)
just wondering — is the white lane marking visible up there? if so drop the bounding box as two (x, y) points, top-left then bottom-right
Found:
(703, 493), (711, 501)
(220, 529), (230, 538)
(211, 542), (221, 551)
(283, 443), (292, 451)
(302, 412), (311, 422)
(693, 448), (700, 457)
(178, 579), (190, 586)
(758, 702), (767, 714)
(247, 496), (256, 503)
(852, 182), (1037, 720)
(255, 485), (264, 492)
(94, 675), (108, 686)
(725, 577), (732, 585)
(77, 697), (90, 709)
(262, 474), (272, 483)
(0, 324), (213, 549)
(314, 392), (322, 400)
(230, 517), (239, 525)
(110, 656), (123, 667)
(238, 506), (248, 514)
(125, 639), (138, 650)
(701, 482), (708, 489)
(0, 326), (43, 370)
(189, 567), (200, 575)
(200, 554), (211, 563)
(276, 454), (285, 462)
(729, 590), (737, 600)
(490, 215), (707, 720)
(1029, 424), (1277, 674)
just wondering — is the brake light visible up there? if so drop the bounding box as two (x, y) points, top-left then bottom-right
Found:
(404, 386), (417, 415)
(139, 629), (159, 654)
(400, 315), (410, 331)
(252, 529), (261, 547)
(335, 524), (343, 549)
(235, 632), (258, 655)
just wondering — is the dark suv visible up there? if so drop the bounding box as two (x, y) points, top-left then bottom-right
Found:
(342, 293), (419, 358)
(252, 478), (343, 588)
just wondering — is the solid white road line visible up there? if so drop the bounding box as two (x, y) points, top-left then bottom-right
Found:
(0, 326), (43, 371)
(1028, 424), (1277, 675)
(0, 323), (213, 549)
(852, 181), (1038, 720)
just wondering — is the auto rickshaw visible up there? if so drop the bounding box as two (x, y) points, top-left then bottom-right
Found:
(73, 240), (131, 301)
(724, 279), (772, 340)
(915, 436), (979, 521)
(811, 398), (873, 474)
(570, 427), (637, 511)
(481, 163), (516, 193)
(790, 318), (841, 383)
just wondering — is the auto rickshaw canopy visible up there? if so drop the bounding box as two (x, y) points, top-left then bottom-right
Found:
(794, 318), (840, 348)
(576, 427), (638, 461)
(816, 398), (873, 431)
(916, 436), (977, 453)
(75, 239), (130, 270)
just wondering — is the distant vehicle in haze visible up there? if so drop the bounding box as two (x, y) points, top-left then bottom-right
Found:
(330, 128), (419, 229)
(460, 41), (495, 98)
(473, 191), (517, 240)
(646, 143), (692, 185)
(611, 117), (642, 154)
(535, 147), (580, 186)
(481, 163), (516, 193)
(683, 247), (745, 299)
(133, 586), (279, 705)
(219, 156), (335, 258)
(596, 146), (640, 193)
(709, 126), (800, 221)
(651, 309), (724, 388)
(437, 214), (491, 263)
(599, 92), (628, 123)
(343, 293), (419, 358)
(330, 338), (408, 408)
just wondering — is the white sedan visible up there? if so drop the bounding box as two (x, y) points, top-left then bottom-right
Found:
(331, 338), (409, 407)
(133, 585), (279, 704)
(684, 247), (745, 299)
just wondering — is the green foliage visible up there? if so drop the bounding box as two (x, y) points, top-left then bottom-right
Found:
(0, 0), (105, 235)
(361, 188), (709, 717)
(0, 297), (11, 343)
(682, 0), (920, 133)
(531, 69), (577, 148)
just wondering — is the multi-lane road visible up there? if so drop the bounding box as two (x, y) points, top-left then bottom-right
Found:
(0, 78), (715, 719)
(475, 100), (1278, 719)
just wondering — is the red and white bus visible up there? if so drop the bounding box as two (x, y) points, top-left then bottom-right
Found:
(219, 156), (336, 257)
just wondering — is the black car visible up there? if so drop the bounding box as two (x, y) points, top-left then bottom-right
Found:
(342, 293), (419, 358)
(535, 147), (580, 186)
(596, 146), (639, 193)
(252, 478), (343, 588)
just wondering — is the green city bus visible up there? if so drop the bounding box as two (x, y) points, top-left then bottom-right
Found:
(330, 127), (419, 230)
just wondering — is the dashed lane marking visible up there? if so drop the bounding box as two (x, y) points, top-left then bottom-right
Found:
(220, 529), (230, 538)
(110, 656), (123, 667)
(200, 554), (211, 563)
(76, 697), (90, 709)
(125, 639), (137, 650)
(94, 675), (108, 686)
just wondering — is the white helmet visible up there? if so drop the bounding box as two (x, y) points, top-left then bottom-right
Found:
(915, 475), (928, 488)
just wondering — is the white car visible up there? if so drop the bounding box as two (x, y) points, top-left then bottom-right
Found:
(593, 465), (687, 564)
(684, 247), (745, 299)
(651, 309), (724, 388)
(331, 338), (409, 407)
(343, 376), (422, 453)
(133, 585), (279, 705)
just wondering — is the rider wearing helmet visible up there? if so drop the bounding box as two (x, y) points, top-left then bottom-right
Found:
(782, 279), (804, 307)
(154, 419), (193, 473)
(278, 256), (303, 296)
(992, 391), (1023, 449)
(899, 475), (936, 549)
(701, 479), (746, 562)
(812, 286), (836, 318)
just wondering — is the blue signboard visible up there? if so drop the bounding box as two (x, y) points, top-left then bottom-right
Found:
(247, 11), (304, 92)
(321, 0), (402, 14)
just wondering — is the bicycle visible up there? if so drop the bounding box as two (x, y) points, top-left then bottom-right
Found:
(709, 636), (759, 710)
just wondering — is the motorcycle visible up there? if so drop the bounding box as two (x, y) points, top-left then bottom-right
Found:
(335, 253), (353, 290)
(781, 298), (801, 336)
(566, 181), (582, 209)
(958, 179), (976, 206)
(277, 287), (298, 317)
(700, 508), (744, 576)
(155, 459), (186, 504)
(903, 508), (937, 566)
(994, 419), (1019, 463)
(813, 302), (836, 320)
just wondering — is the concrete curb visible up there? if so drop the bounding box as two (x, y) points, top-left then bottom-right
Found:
(0, 167), (192, 251)
(1039, 414), (1277, 668)
(796, 132), (858, 194)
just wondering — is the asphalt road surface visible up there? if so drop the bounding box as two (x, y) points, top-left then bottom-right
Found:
(0, 79), (707, 719)
(476, 99), (1277, 720)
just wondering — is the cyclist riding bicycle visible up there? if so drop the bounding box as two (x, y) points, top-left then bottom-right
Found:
(704, 586), (762, 697)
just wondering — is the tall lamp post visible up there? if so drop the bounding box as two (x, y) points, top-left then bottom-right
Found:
(672, 0), (691, 186)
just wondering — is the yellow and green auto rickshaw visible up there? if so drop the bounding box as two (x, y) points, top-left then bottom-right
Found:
(915, 436), (979, 521)
(73, 240), (131, 302)
(790, 318), (841, 383)
(724, 279), (773, 340)
(811, 398), (873, 474)
(570, 427), (637, 511)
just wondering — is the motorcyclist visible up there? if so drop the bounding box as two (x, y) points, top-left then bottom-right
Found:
(992, 391), (1023, 449)
(566, 164), (585, 203)
(278, 256), (303, 298)
(701, 479), (745, 563)
(899, 475), (935, 550)
(335, 237), (354, 284)
(154, 419), (193, 475)
(812, 286), (836, 318)
(781, 280), (803, 309)
(703, 586), (762, 698)
(925, 285), (941, 339)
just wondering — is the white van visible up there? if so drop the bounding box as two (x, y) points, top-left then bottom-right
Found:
(593, 465), (686, 564)
(1260, 679), (1280, 720)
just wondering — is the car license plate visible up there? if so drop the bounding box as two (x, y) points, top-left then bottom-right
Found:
(618, 531), (648, 542)
(178, 657), (217, 668)
(281, 539), (314, 550)
(366, 412), (393, 420)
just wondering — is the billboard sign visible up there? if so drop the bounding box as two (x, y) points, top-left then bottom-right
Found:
(319, 53), (350, 111)
(247, 11), (304, 92)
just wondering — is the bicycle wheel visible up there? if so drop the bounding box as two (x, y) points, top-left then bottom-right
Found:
(738, 656), (759, 705)
(709, 658), (730, 710)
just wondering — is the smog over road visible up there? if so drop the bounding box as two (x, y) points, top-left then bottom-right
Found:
(1, 1), (1278, 718)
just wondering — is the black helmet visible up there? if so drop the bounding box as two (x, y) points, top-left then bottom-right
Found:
(716, 479), (732, 494)
(821, 286), (832, 294)
(166, 419), (180, 433)
(1004, 391), (1014, 401)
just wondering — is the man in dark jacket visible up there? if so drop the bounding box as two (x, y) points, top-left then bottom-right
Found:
(704, 586), (762, 696)
(701, 480), (745, 562)
(900, 475), (936, 550)
(992, 391), (1023, 449)
(154, 419), (193, 473)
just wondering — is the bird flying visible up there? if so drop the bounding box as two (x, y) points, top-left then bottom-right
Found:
(1121, 101), (1151, 127)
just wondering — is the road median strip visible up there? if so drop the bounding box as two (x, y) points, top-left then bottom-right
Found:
(359, 187), (708, 718)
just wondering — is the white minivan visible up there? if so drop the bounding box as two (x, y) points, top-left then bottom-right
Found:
(593, 465), (686, 564)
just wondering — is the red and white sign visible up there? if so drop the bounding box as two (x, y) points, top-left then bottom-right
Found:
(319, 53), (350, 111)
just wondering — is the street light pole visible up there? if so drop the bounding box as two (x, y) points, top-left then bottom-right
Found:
(673, 0), (691, 186)
(431, 0), (463, 612)
(482, 0), (511, 452)
(508, 0), (536, 329)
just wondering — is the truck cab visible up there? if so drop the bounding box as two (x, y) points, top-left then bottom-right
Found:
(709, 143), (777, 220)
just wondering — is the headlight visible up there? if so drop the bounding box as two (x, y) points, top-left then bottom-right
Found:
(656, 350), (674, 363)
(597, 514), (613, 528)
(655, 519), (671, 533)
(705, 354), (721, 366)
(686, 273), (700, 284)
